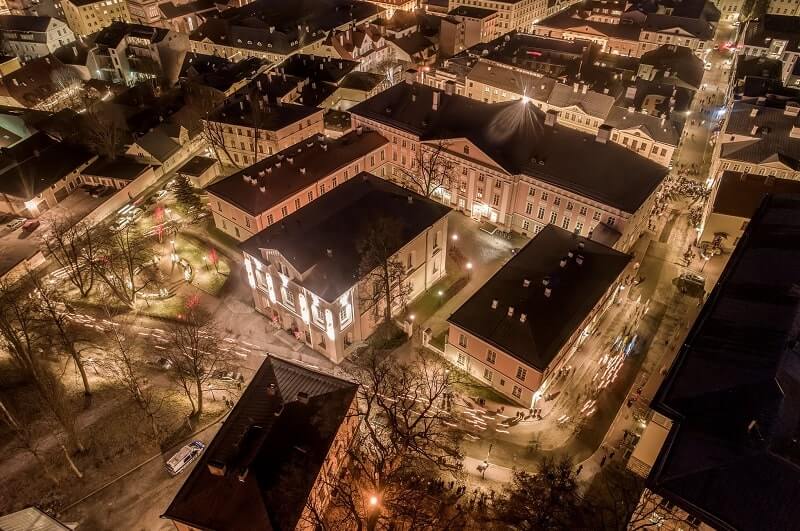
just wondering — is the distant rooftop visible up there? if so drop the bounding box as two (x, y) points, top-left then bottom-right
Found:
(241, 173), (450, 301)
(207, 129), (387, 215)
(650, 193), (800, 531)
(449, 224), (630, 371)
(448, 5), (497, 18)
(177, 155), (217, 177)
(712, 171), (800, 218)
(743, 14), (800, 53)
(83, 156), (151, 181)
(163, 356), (357, 531)
(720, 101), (800, 169)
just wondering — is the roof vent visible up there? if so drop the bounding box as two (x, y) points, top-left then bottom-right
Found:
(242, 174), (249, 182)
(507, 306), (514, 317)
(287, 156), (294, 164)
(750, 107), (759, 118)
(520, 313), (527, 323)
(559, 257), (568, 268)
(523, 279), (530, 288)
(326, 248), (333, 257)
(259, 185), (266, 192)
(544, 287), (552, 298)
(491, 299), (498, 309)
(578, 241), (585, 249)
(267, 383), (277, 396)
(542, 276), (550, 286)
(300, 167), (306, 174)
(576, 255), (584, 265)
(545, 109), (557, 127)
(407, 196), (413, 204)
(567, 250), (574, 258)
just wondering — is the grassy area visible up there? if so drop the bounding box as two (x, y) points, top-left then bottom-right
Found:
(139, 294), (189, 321)
(405, 274), (467, 323)
(174, 234), (231, 296)
(449, 366), (517, 407)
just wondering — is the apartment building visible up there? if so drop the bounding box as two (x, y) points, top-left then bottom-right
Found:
(533, 0), (718, 57)
(365, 0), (416, 18)
(90, 22), (189, 86)
(350, 78), (668, 251)
(189, 0), (381, 62)
(317, 24), (390, 72)
(205, 84), (324, 168)
(449, 0), (574, 34)
(163, 356), (359, 531)
(241, 174), (450, 362)
(62, 0), (131, 36)
(445, 225), (631, 406)
(740, 15), (800, 85)
(710, 100), (800, 182)
(768, 0), (800, 15)
(0, 15), (75, 61)
(126, 0), (159, 24)
(440, 6), (501, 58)
(207, 129), (389, 241)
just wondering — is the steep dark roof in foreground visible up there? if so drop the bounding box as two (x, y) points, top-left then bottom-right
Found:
(650, 193), (800, 531)
(163, 356), (357, 531)
(712, 171), (800, 218)
(448, 225), (630, 371)
(350, 81), (667, 213)
(242, 173), (450, 301)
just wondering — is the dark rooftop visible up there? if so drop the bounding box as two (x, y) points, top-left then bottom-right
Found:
(448, 5), (497, 18)
(210, 98), (321, 131)
(743, 14), (800, 53)
(639, 44), (704, 90)
(179, 54), (267, 93)
(83, 156), (151, 181)
(720, 101), (800, 170)
(208, 130), (387, 215)
(712, 171), (800, 218)
(241, 173), (450, 301)
(177, 155), (217, 177)
(448, 224), (630, 371)
(163, 356), (357, 531)
(350, 81), (667, 213)
(650, 193), (800, 531)
(0, 132), (93, 199)
(94, 21), (169, 48)
(0, 14), (55, 33)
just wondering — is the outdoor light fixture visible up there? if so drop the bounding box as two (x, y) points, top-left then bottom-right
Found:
(23, 198), (38, 211)
(466, 262), (473, 270)
(369, 496), (378, 506)
(452, 234), (458, 241)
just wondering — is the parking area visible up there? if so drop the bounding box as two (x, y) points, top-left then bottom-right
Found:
(0, 188), (108, 277)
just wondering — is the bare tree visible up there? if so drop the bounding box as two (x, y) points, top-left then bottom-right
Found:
(357, 217), (413, 332)
(164, 306), (231, 421)
(102, 315), (167, 444)
(0, 394), (60, 485)
(0, 278), (85, 459)
(184, 81), (239, 167)
(396, 140), (454, 199)
(304, 349), (463, 530)
(28, 271), (93, 400)
(50, 67), (83, 110)
(79, 105), (125, 160)
(92, 224), (156, 308)
(43, 215), (98, 298)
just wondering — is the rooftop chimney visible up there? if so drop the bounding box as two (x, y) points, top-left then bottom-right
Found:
(507, 306), (514, 317)
(404, 69), (416, 85)
(259, 185), (266, 192)
(523, 279), (530, 287)
(544, 287), (552, 298)
(520, 313), (527, 323)
(750, 108), (759, 118)
(596, 124), (611, 143)
(432, 91), (441, 111)
(326, 249), (333, 257)
(786, 103), (800, 117)
(559, 257), (568, 268)
(576, 255), (584, 265)
(444, 80), (455, 96)
(573, 82), (579, 93)
(491, 299), (498, 309)
(407, 195), (413, 204)
(581, 84), (588, 94)
(542, 276), (550, 286)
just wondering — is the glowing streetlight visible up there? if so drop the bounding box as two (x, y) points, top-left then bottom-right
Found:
(369, 496), (378, 507)
(451, 234), (459, 241)
(409, 314), (415, 321)
(466, 262), (473, 270)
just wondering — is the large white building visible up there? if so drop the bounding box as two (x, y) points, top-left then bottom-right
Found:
(242, 173), (450, 362)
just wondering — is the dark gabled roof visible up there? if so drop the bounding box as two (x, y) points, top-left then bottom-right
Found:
(0, 132), (93, 199)
(649, 193), (800, 531)
(447, 5), (497, 18)
(536, 9), (643, 41)
(94, 21), (169, 48)
(177, 155), (217, 176)
(0, 15), (55, 33)
(208, 130), (387, 216)
(448, 224), (630, 371)
(642, 13), (715, 39)
(466, 60), (557, 103)
(241, 173), (450, 301)
(163, 356), (358, 531)
(350, 81), (667, 213)
(339, 71), (382, 92)
(132, 127), (180, 162)
(712, 171), (800, 218)
(278, 53), (359, 86)
(720, 101), (800, 169)
(53, 40), (91, 66)
(83, 156), (151, 181)
(0, 56), (68, 108)
(744, 14), (800, 53)
(179, 54), (267, 93)
(210, 99), (321, 131)
(639, 44), (704, 90)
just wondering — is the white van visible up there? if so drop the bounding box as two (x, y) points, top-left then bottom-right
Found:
(166, 440), (205, 476)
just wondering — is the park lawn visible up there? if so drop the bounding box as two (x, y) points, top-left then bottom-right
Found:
(174, 234), (231, 296)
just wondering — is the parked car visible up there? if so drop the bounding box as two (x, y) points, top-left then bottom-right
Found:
(21, 219), (40, 232)
(165, 441), (205, 475)
(677, 272), (705, 297)
(6, 218), (26, 230)
(214, 370), (244, 383)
